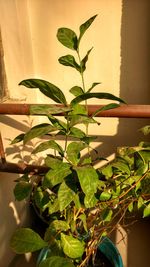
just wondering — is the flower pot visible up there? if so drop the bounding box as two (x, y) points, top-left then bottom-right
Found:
(37, 237), (123, 267)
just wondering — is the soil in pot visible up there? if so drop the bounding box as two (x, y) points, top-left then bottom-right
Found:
(88, 249), (114, 267)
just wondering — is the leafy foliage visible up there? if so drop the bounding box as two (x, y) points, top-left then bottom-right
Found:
(10, 15), (150, 267)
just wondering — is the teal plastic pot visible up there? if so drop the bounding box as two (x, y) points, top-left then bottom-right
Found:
(99, 237), (123, 267)
(37, 237), (123, 267)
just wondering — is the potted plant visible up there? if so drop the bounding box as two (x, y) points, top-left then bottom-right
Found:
(10, 15), (150, 267)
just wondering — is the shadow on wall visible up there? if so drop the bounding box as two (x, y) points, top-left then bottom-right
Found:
(118, 1), (150, 266)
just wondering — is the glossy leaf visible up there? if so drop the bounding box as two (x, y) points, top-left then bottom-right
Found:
(87, 82), (101, 93)
(112, 161), (130, 175)
(32, 140), (64, 156)
(58, 55), (81, 72)
(69, 86), (84, 97)
(14, 182), (32, 201)
(75, 166), (99, 195)
(30, 105), (71, 115)
(84, 194), (98, 208)
(92, 103), (120, 117)
(46, 220), (70, 236)
(45, 156), (63, 169)
(24, 124), (57, 144)
(81, 48), (93, 73)
(71, 92), (125, 106)
(58, 181), (75, 211)
(69, 114), (98, 127)
(48, 116), (67, 131)
(61, 233), (84, 258)
(143, 203), (150, 218)
(19, 79), (67, 105)
(101, 208), (113, 222)
(10, 228), (47, 253)
(39, 256), (75, 267)
(47, 199), (60, 215)
(69, 127), (86, 139)
(78, 14), (97, 44)
(11, 133), (25, 144)
(99, 191), (111, 201)
(67, 142), (87, 165)
(43, 163), (71, 188)
(57, 28), (78, 50)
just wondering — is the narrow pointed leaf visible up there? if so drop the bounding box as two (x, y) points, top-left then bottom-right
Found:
(48, 116), (67, 131)
(87, 82), (101, 93)
(19, 79), (67, 105)
(81, 48), (93, 73)
(61, 233), (84, 258)
(69, 86), (84, 97)
(57, 28), (78, 50)
(30, 105), (72, 115)
(92, 103), (120, 117)
(58, 55), (81, 72)
(69, 127), (86, 139)
(71, 92), (125, 106)
(78, 14), (97, 44)
(24, 124), (57, 144)
(11, 133), (25, 144)
(39, 256), (75, 267)
(10, 228), (47, 253)
(32, 140), (64, 156)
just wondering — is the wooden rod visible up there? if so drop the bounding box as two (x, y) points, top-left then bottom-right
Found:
(0, 162), (49, 174)
(0, 104), (150, 118)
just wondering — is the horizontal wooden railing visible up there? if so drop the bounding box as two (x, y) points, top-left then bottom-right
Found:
(0, 103), (150, 118)
(0, 103), (150, 174)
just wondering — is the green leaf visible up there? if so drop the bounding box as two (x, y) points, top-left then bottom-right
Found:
(101, 208), (113, 222)
(78, 14), (97, 44)
(46, 220), (70, 236)
(143, 203), (150, 218)
(87, 82), (101, 93)
(14, 182), (32, 201)
(30, 105), (71, 115)
(39, 256), (75, 267)
(48, 116), (67, 131)
(71, 92), (125, 106)
(112, 161), (130, 175)
(58, 55), (81, 72)
(75, 166), (99, 195)
(79, 214), (87, 232)
(34, 187), (49, 211)
(19, 79), (67, 105)
(32, 140), (64, 156)
(81, 48), (93, 73)
(67, 142), (87, 165)
(24, 124), (57, 144)
(140, 125), (150, 136)
(61, 233), (84, 258)
(47, 198), (60, 214)
(128, 202), (134, 212)
(99, 191), (111, 201)
(102, 165), (113, 179)
(45, 156), (63, 169)
(69, 127), (86, 139)
(69, 114), (98, 127)
(58, 180), (75, 211)
(11, 133), (25, 144)
(69, 86), (84, 97)
(10, 228), (47, 253)
(137, 197), (144, 209)
(43, 163), (71, 188)
(84, 194), (98, 208)
(57, 28), (78, 50)
(92, 103), (120, 117)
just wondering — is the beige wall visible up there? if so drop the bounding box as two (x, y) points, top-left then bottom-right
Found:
(0, 0), (150, 266)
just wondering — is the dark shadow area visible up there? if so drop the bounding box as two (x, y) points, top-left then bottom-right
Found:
(119, 0), (150, 266)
